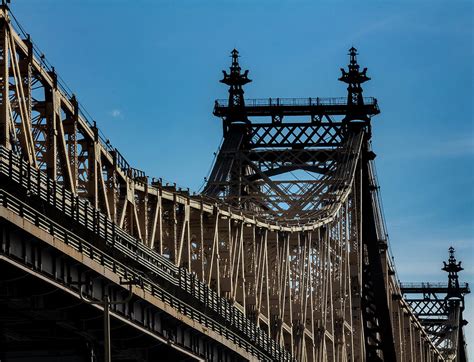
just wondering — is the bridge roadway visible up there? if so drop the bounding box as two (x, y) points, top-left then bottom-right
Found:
(0, 147), (293, 361)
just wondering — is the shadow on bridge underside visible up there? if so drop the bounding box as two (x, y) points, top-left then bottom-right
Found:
(0, 260), (195, 362)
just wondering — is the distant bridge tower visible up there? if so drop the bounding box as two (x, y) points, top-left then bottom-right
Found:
(442, 247), (468, 361)
(402, 247), (470, 361)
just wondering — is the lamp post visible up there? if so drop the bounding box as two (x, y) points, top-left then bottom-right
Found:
(79, 278), (141, 362)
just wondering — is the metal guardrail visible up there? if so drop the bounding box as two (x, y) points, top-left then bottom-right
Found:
(0, 189), (272, 359)
(0, 146), (294, 362)
(215, 97), (378, 108)
(401, 282), (470, 292)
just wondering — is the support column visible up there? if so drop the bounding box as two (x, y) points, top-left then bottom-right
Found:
(0, 14), (8, 149)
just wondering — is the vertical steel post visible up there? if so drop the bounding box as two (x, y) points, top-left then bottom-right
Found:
(79, 284), (134, 362)
(0, 9), (9, 149)
(104, 294), (111, 362)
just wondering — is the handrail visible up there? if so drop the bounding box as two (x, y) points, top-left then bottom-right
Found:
(215, 97), (378, 108)
(401, 282), (470, 291)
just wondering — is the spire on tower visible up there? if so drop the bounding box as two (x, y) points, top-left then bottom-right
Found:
(442, 246), (464, 300)
(339, 47), (370, 88)
(220, 49), (251, 125)
(339, 47), (371, 122)
(221, 49), (251, 86)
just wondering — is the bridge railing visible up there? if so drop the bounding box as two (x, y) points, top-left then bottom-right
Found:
(0, 146), (293, 362)
(215, 96), (378, 108)
(400, 282), (470, 292)
(0, 188), (276, 359)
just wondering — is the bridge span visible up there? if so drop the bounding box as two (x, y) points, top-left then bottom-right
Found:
(0, 4), (469, 362)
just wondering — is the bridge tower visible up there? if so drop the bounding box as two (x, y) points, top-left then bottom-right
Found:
(205, 48), (380, 212)
(442, 247), (469, 361)
(204, 48), (410, 360)
(205, 49), (253, 205)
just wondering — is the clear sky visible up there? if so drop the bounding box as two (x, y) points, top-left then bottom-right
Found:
(11, 0), (473, 355)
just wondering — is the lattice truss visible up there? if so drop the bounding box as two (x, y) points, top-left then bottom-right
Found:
(403, 288), (467, 360)
(0, 6), (452, 362)
(407, 297), (451, 343)
(0, 13), (154, 239)
(203, 119), (361, 225)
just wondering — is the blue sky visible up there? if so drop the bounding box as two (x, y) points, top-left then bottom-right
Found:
(12, 0), (473, 355)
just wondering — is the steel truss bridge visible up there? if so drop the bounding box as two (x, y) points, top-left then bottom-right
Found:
(0, 4), (470, 362)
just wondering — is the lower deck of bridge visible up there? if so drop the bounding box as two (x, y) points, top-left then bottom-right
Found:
(0, 261), (194, 362)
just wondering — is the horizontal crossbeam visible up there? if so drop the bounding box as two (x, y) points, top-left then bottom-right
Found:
(249, 122), (344, 148)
